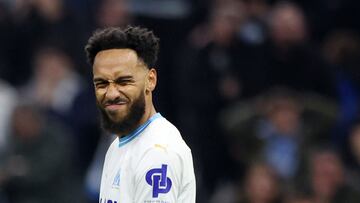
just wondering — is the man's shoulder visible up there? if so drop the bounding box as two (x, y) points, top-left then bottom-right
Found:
(143, 116), (190, 152)
(150, 116), (181, 137)
(103, 136), (120, 158)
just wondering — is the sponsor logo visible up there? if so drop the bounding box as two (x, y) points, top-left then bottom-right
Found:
(145, 164), (172, 198)
(99, 198), (117, 203)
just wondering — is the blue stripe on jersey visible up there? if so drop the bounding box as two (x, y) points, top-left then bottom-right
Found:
(118, 113), (162, 147)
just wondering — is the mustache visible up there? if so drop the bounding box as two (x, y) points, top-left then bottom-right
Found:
(103, 98), (129, 106)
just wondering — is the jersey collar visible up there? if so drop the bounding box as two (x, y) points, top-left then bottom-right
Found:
(118, 113), (162, 147)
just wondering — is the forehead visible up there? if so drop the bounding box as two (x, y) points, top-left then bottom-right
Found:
(93, 48), (143, 77)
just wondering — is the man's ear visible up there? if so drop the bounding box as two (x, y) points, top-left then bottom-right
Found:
(146, 68), (157, 92)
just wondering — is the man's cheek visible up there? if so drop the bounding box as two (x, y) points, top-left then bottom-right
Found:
(95, 89), (107, 100)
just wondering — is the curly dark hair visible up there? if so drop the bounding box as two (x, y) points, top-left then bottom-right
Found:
(85, 26), (160, 68)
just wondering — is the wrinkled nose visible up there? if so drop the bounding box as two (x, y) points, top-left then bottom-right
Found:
(105, 83), (121, 101)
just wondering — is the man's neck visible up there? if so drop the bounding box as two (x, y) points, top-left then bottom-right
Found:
(139, 105), (157, 127)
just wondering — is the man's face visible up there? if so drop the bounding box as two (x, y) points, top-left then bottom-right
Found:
(93, 49), (149, 135)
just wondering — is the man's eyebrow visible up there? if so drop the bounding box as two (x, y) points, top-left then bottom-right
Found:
(115, 76), (134, 81)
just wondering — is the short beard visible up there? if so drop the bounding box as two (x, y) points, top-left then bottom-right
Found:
(97, 92), (146, 136)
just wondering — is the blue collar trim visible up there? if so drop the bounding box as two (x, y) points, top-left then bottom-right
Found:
(118, 113), (162, 147)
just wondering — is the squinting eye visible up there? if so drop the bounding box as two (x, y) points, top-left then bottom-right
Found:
(95, 83), (108, 88)
(116, 80), (131, 86)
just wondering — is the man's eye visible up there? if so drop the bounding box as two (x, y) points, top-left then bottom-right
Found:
(116, 80), (131, 85)
(95, 83), (108, 88)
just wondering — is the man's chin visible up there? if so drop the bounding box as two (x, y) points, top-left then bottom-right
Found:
(106, 114), (125, 124)
(98, 91), (146, 135)
(101, 116), (126, 134)
(105, 108), (126, 117)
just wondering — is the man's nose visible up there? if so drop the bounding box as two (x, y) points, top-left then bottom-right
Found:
(105, 83), (121, 100)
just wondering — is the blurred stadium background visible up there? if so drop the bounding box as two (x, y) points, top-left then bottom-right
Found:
(0, 0), (360, 202)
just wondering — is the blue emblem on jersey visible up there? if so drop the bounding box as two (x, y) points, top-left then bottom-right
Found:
(145, 164), (172, 198)
(112, 169), (121, 187)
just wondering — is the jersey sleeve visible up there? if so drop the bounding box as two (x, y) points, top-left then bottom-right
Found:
(133, 145), (184, 202)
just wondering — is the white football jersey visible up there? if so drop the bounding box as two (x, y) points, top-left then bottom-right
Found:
(99, 113), (196, 203)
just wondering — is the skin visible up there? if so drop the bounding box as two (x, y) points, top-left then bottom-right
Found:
(93, 48), (157, 137)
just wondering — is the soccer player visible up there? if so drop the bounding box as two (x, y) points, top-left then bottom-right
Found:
(85, 26), (196, 203)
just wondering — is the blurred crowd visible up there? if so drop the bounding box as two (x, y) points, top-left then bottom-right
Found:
(0, 0), (360, 202)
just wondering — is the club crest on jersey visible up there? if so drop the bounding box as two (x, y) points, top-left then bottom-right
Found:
(145, 164), (172, 198)
(112, 169), (121, 188)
